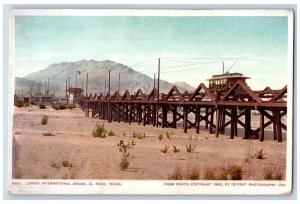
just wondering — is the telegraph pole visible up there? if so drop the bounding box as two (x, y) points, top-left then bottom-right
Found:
(118, 73), (120, 93)
(76, 71), (77, 87)
(156, 58), (160, 127)
(86, 73), (88, 96)
(104, 77), (106, 95)
(154, 73), (156, 88)
(45, 81), (47, 96)
(108, 70), (112, 123)
(47, 78), (49, 96)
(222, 62), (224, 74)
(65, 80), (68, 102)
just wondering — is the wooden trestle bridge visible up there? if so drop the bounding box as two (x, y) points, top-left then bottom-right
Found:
(80, 79), (287, 143)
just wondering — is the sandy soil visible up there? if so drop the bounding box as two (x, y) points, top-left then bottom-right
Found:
(12, 106), (287, 180)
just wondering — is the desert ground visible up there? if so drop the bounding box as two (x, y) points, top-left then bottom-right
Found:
(12, 105), (287, 180)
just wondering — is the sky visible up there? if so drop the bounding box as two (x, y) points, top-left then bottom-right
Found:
(15, 15), (289, 90)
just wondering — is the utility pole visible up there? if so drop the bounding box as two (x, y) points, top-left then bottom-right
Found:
(104, 77), (106, 95)
(76, 71), (77, 88)
(65, 80), (68, 101)
(108, 71), (111, 98)
(45, 81), (47, 96)
(47, 78), (49, 96)
(154, 73), (156, 88)
(118, 73), (120, 93)
(156, 58), (160, 127)
(85, 73), (88, 96)
(108, 70), (112, 123)
(68, 77), (70, 88)
(222, 62), (224, 74)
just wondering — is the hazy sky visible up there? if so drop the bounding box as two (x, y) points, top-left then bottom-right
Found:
(15, 15), (289, 89)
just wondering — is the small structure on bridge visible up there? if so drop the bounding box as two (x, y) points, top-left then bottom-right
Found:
(208, 72), (250, 93)
(66, 87), (84, 104)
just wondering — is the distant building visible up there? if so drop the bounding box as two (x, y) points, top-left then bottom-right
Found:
(66, 87), (84, 104)
(207, 72), (250, 93)
(23, 96), (53, 105)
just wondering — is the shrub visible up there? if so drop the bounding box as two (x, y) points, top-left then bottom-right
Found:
(108, 130), (116, 136)
(133, 132), (146, 139)
(188, 167), (200, 180)
(203, 168), (216, 180)
(255, 149), (266, 159)
(131, 140), (136, 146)
(31, 101), (37, 105)
(62, 160), (72, 167)
(41, 115), (48, 125)
(274, 174), (283, 180)
(158, 134), (164, 141)
(119, 153), (130, 171)
(166, 131), (174, 139)
(15, 171), (23, 179)
(67, 104), (76, 109)
(16, 100), (24, 108)
(51, 162), (61, 169)
(263, 167), (273, 180)
(263, 167), (282, 180)
(220, 165), (243, 180)
(39, 103), (46, 109)
(186, 144), (195, 153)
(173, 146), (180, 153)
(168, 166), (183, 180)
(92, 124), (107, 138)
(42, 132), (54, 136)
(161, 145), (169, 153)
(52, 104), (66, 110)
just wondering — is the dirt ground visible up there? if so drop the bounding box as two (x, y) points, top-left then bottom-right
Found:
(12, 105), (287, 180)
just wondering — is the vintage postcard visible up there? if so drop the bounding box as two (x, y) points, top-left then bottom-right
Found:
(8, 9), (293, 195)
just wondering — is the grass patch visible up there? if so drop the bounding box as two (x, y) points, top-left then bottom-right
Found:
(166, 131), (174, 139)
(263, 167), (283, 180)
(62, 160), (72, 167)
(39, 103), (46, 109)
(188, 167), (200, 180)
(203, 168), (216, 180)
(92, 124), (107, 138)
(15, 170), (23, 179)
(51, 162), (61, 169)
(119, 153), (130, 171)
(133, 132), (146, 139)
(108, 130), (116, 136)
(255, 149), (266, 159)
(67, 104), (76, 109)
(160, 145), (169, 153)
(158, 134), (164, 141)
(219, 165), (243, 180)
(15, 100), (24, 108)
(173, 146), (180, 153)
(41, 115), (49, 125)
(52, 104), (66, 110)
(168, 166), (183, 180)
(42, 132), (54, 136)
(186, 144), (195, 153)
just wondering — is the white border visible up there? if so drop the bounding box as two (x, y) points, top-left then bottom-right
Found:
(7, 9), (294, 195)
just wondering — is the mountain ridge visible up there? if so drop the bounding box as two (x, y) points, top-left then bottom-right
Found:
(17, 59), (196, 97)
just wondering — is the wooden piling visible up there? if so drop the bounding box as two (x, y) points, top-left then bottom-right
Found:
(259, 111), (264, 142)
(196, 106), (200, 134)
(215, 108), (220, 138)
(183, 106), (188, 133)
(244, 109), (251, 139)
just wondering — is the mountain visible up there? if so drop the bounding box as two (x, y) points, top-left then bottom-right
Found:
(172, 81), (196, 92)
(22, 59), (192, 97)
